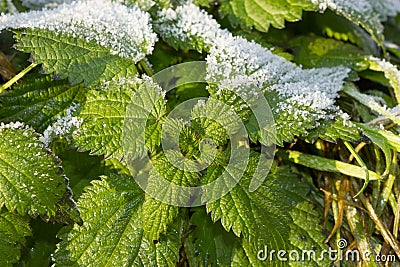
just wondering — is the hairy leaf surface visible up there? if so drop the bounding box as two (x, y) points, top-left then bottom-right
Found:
(0, 126), (67, 216)
(219, 0), (317, 31)
(0, 210), (31, 267)
(15, 29), (138, 86)
(289, 202), (332, 266)
(55, 174), (181, 266)
(206, 155), (309, 255)
(185, 207), (238, 266)
(75, 78), (165, 159)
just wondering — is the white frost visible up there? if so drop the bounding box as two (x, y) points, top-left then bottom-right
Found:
(40, 104), (82, 146)
(157, 3), (350, 131)
(0, 121), (26, 130)
(0, 0), (158, 62)
(313, 0), (399, 27)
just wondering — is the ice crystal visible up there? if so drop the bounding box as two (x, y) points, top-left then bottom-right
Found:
(313, 0), (399, 22)
(368, 0), (400, 19)
(0, 121), (26, 130)
(40, 104), (82, 146)
(156, 3), (231, 51)
(369, 56), (400, 88)
(158, 3), (350, 129)
(0, 0), (157, 61)
(312, 0), (369, 14)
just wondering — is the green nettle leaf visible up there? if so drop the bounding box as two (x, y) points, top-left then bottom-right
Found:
(0, 0), (158, 85)
(15, 29), (138, 86)
(184, 207), (240, 266)
(219, 0), (388, 46)
(141, 149), (206, 241)
(191, 98), (242, 146)
(123, 78), (167, 160)
(185, 207), (239, 266)
(207, 88), (252, 123)
(143, 152), (200, 210)
(219, 0), (317, 31)
(0, 75), (87, 132)
(75, 78), (165, 159)
(206, 154), (309, 261)
(0, 125), (67, 216)
(307, 117), (360, 143)
(264, 90), (349, 145)
(0, 210), (31, 267)
(74, 82), (134, 159)
(290, 36), (369, 71)
(55, 174), (181, 267)
(141, 197), (180, 242)
(289, 202), (332, 266)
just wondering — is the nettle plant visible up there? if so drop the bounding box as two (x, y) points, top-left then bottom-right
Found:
(1, 0), (400, 266)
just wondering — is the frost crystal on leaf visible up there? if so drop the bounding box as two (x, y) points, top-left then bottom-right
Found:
(0, 0), (157, 62)
(312, 0), (400, 41)
(312, 0), (400, 20)
(158, 3), (350, 136)
(0, 121), (26, 130)
(369, 56), (400, 87)
(367, 0), (400, 20)
(369, 56), (400, 103)
(40, 104), (82, 146)
(311, 0), (400, 47)
(155, 3), (231, 52)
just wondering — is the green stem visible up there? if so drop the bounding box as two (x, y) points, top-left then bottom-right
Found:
(376, 153), (398, 216)
(394, 195), (400, 238)
(343, 141), (369, 198)
(371, 147), (382, 211)
(138, 59), (154, 76)
(0, 62), (37, 93)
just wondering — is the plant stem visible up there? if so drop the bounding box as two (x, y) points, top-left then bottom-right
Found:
(356, 184), (400, 259)
(344, 141), (369, 198)
(0, 62), (37, 93)
(394, 195), (400, 239)
(138, 59), (154, 76)
(376, 153), (398, 216)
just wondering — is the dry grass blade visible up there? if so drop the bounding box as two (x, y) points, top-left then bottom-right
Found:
(325, 177), (349, 243)
(354, 180), (400, 259)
